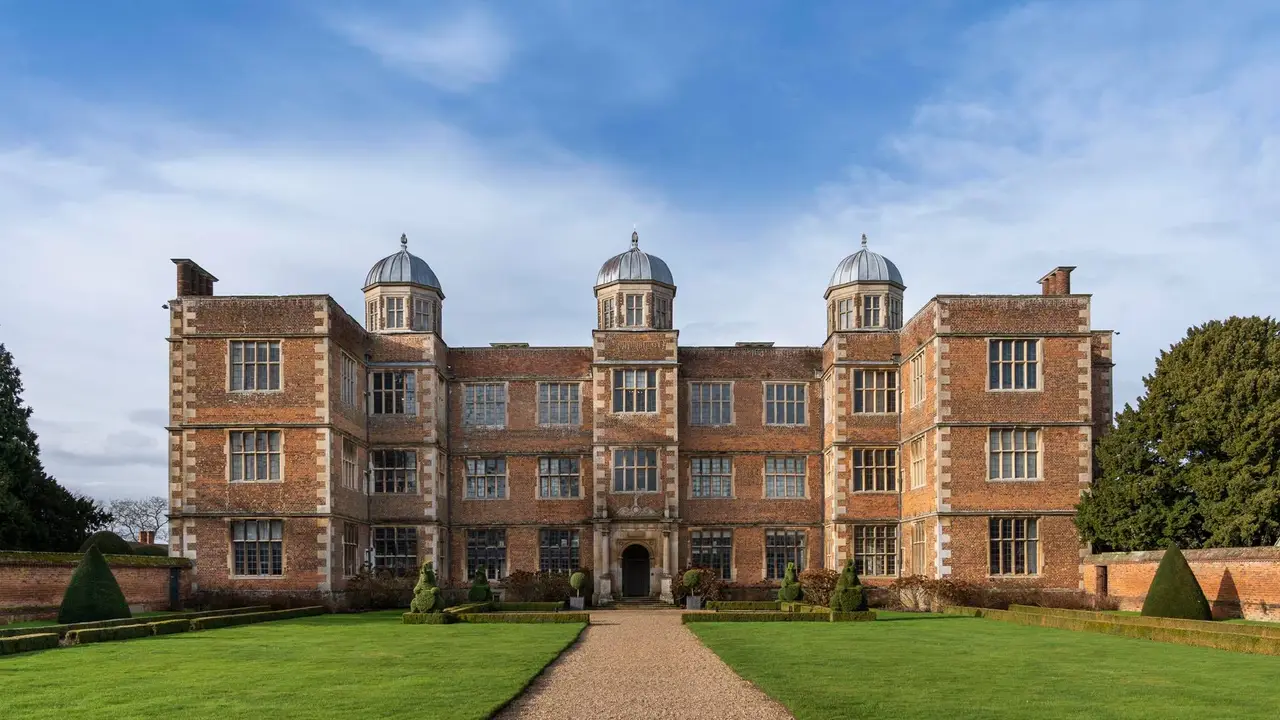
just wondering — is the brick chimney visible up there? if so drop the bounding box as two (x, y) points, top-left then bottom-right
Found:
(1038, 266), (1076, 296)
(171, 258), (218, 297)
(139, 530), (156, 545)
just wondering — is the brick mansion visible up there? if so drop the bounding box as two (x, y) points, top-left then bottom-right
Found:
(166, 232), (1114, 603)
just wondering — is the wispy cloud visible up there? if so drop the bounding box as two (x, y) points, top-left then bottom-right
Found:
(327, 7), (511, 91)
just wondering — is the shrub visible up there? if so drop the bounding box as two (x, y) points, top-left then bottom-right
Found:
(58, 546), (132, 624)
(707, 601), (780, 611)
(409, 560), (446, 614)
(777, 562), (802, 603)
(570, 572), (587, 597)
(669, 566), (725, 605)
(343, 568), (415, 610)
(130, 544), (170, 557)
(829, 559), (868, 612)
(0, 633), (59, 655)
(1142, 544), (1213, 621)
(798, 568), (839, 607)
(682, 612), (831, 623)
(469, 568), (494, 602)
(683, 569), (703, 591)
(78, 531), (133, 556)
(67, 623), (153, 644)
(455, 612), (589, 624)
(403, 612), (455, 625)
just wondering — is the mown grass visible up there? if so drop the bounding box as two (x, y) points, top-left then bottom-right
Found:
(2, 610), (584, 719)
(691, 612), (1280, 719)
(2, 611), (174, 630)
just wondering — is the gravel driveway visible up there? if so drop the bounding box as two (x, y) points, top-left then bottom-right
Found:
(494, 609), (794, 720)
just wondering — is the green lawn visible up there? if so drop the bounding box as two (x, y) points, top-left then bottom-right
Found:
(1, 611), (584, 720)
(2, 611), (175, 630)
(690, 611), (1280, 719)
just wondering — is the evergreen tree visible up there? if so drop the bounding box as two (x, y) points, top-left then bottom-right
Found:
(1077, 317), (1280, 551)
(58, 545), (132, 624)
(0, 343), (110, 551)
(1140, 544), (1213, 620)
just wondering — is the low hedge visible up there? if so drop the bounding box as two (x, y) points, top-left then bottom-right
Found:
(1006, 605), (1280, 639)
(957, 606), (1280, 656)
(455, 612), (589, 624)
(780, 602), (830, 614)
(943, 606), (983, 617)
(443, 602), (493, 615)
(67, 623), (154, 645)
(831, 611), (878, 622)
(0, 605), (272, 639)
(0, 551), (191, 569)
(682, 612), (833, 623)
(493, 602), (565, 612)
(403, 612), (456, 625)
(0, 633), (59, 656)
(708, 601), (780, 611)
(190, 606), (325, 631)
(149, 619), (193, 636)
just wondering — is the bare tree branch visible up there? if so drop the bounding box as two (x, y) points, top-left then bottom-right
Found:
(107, 497), (169, 543)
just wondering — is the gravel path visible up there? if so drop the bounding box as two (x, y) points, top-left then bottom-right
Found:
(495, 609), (794, 720)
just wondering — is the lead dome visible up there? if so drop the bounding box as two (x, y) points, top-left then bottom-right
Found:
(828, 235), (904, 290)
(364, 234), (442, 292)
(595, 231), (675, 288)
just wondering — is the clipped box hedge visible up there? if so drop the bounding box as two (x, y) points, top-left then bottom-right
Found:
(957, 606), (1280, 656)
(0, 632), (59, 656)
(682, 611), (833, 623)
(150, 619), (194, 636)
(67, 623), (154, 645)
(443, 602), (493, 615)
(455, 612), (589, 624)
(190, 606), (325, 631)
(403, 612), (456, 625)
(780, 602), (831, 614)
(831, 611), (878, 622)
(708, 601), (781, 611)
(0, 605), (272, 639)
(493, 602), (565, 612)
(1006, 605), (1280, 639)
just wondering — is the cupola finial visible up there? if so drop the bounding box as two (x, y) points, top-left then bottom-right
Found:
(400, 233), (409, 249)
(631, 228), (639, 249)
(861, 233), (868, 249)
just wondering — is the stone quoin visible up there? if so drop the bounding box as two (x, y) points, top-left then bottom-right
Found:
(165, 231), (1113, 603)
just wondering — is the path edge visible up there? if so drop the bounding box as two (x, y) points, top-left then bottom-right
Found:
(486, 618), (593, 719)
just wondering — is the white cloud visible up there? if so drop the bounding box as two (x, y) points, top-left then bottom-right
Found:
(327, 7), (511, 91)
(1, 0), (1278, 504)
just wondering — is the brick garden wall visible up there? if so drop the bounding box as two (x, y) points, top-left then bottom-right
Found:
(0, 552), (192, 614)
(1084, 547), (1280, 621)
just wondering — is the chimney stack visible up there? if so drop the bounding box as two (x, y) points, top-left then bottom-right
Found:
(1038, 266), (1076, 296)
(139, 530), (156, 545)
(171, 259), (218, 297)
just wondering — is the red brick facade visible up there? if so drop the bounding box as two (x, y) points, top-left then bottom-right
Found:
(165, 246), (1113, 602)
(0, 555), (191, 612)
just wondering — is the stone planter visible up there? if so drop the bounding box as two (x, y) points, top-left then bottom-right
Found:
(686, 595), (704, 610)
(569, 596), (585, 610)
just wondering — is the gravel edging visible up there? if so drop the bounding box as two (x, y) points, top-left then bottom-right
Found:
(486, 621), (591, 718)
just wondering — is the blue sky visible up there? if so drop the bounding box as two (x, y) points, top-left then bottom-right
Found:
(1, 0), (1278, 500)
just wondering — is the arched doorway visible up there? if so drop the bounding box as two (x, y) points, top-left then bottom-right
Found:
(621, 544), (651, 597)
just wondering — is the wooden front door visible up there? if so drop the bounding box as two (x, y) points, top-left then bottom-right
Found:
(621, 544), (651, 597)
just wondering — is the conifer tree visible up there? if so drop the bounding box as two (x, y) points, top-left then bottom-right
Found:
(1141, 543), (1213, 620)
(58, 545), (131, 623)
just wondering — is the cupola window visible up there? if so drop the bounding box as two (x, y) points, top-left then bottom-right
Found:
(624, 294), (644, 327)
(837, 298), (854, 330)
(862, 296), (882, 328)
(384, 297), (405, 329)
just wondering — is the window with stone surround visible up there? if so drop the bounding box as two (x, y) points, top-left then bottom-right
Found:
(342, 437), (360, 491)
(853, 525), (898, 577)
(229, 341), (280, 391)
(690, 457), (732, 498)
(654, 296), (671, 329)
(539, 529), (580, 573)
(602, 298), (616, 329)
(373, 526), (417, 574)
(691, 529), (732, 580)
(538, 457), (580, 498)
(412, 296), (434, 332)
(988, 428), (1040, 481)
(888, 296), (902, 330)
(343, 523), (359, 577)
(384, 296), (405, 329)
(765, 456), (806, 498)
(229, 430), (281, 482)
(538, 383), (580, 426)
(465, 457), (507, 499)
(764, 382), (807, 425)
(231, 519), (283, 576)
(910, 438), (926, 490)
(463, 383), (507, 428)
(366, 299), (379, 331)
(911, 521), (927, 575)
(613, 448), (658, 492)
(989, 517), (1038, 575)
(370, 371), (415, 415)
(853, 369), (897, 413)
(467, 529), (506, 579)
(341, 353), (359, 408)
(689, 382), (733, 426)
(372, 449), (416, 493)
(837, 298), (854, 330)
(862, 295), (882, 327)
(988, 339), (1039, 390)
(765, 529), (806, 580)
(613, 369), (657, 412)
(852, 448), (896, 492)
(909, 352), (925, 407)
(624, 294), (644, 327)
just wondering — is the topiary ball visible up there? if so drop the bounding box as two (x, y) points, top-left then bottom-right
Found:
(683, 569), (703, 590)
(570, 571), (586, 593)
(79, 531), (133, 556)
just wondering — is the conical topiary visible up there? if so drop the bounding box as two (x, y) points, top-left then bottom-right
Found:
(409, 560), (446, 613)
(78, 530), (133, 556)
(778, 562), (803, 602)
(468, 566), (493, 602)
(830, 559), (868, 612)
(1141, 543), (1212, 620)
(58, 546), (132, 624)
